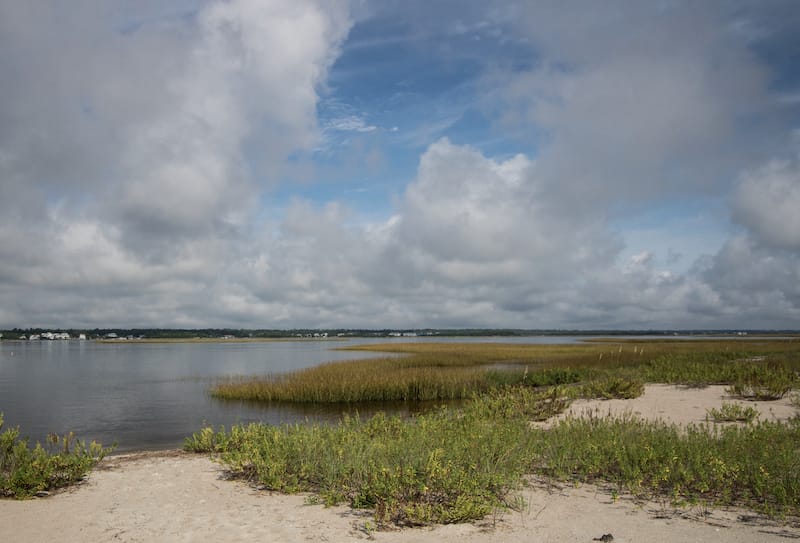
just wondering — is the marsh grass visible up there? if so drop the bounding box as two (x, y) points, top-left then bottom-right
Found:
(188, 384), (800, 525)
(197, 339), (800, 526)
(212, 339), (800, 404)
(0, 414), (113, 498)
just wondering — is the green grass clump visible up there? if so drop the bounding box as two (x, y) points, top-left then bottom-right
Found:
(532, 414), (800, 516)
(471, 386), (571, 421)
(579, 377), (645, 400)
(725, 362), (796, 400)
(707, 402), (760, 423)
(213, 361), (492, 403)
(0, 414), (113, 498)
(186, 398), (535, 526)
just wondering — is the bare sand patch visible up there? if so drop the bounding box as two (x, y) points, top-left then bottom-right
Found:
(538, 384), (798, 428)
(2, 385), (798, 542)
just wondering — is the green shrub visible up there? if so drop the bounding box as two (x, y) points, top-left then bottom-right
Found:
(474, 386), (571, 421)
(532, 414), (800, 516)
(726, 363), (795, 400)
(0, 414), (114, 498)
(580, 377), (644, 400)
(186, 401), (534, 526)
(706, 402), (759, 423)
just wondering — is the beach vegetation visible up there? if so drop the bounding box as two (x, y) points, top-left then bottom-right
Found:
(211, 339), (800, 404)
(186, 397), (538, 526)
(706, 402), (760, 423)
(191, 339), (800, 526)
(0, 414), (113, 498)
(534, 413), (800, 517)
(188, 385), (800, 525)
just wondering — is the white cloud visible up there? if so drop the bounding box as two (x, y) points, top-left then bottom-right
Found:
(1, 1), (799, 330)
(485, 1), (774, 216)
(326, 115), (377, 132)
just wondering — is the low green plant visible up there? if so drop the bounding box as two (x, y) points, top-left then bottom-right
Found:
(725, 363), (795, 400)
(706, 402), (759, 423)
(0, 414), (114, 498)
(532, 413), (800, 516)
(186, 397), (536, 526)
(475, 386), (571, 421)
(580, 377), (644, 400)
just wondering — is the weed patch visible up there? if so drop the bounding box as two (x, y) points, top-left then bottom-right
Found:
(0, 414), (114, 498)
(532, 414), (800, 516)
(186, 399), (535, 526)
(706, 402), (760, 423)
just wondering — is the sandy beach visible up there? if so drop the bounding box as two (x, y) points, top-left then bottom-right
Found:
(2, 385), (798, 543)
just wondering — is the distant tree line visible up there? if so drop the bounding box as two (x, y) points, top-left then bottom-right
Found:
(1, 327), (797, 340)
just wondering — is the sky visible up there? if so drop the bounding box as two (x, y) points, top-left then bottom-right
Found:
(1, 0), (799, 330)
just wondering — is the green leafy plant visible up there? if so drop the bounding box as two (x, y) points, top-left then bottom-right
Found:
(706, 402), (759, 423)
(580, 377), (645, 400)
(187, 396), (536, 526)
(532, 413), (800, 516)
(0, 414), (114, 498)
(725, 364), (795, 400)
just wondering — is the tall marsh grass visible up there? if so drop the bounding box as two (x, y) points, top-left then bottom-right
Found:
(212, 340), (800, 404)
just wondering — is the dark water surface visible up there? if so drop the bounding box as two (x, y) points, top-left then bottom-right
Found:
(0, 336), (584, 451)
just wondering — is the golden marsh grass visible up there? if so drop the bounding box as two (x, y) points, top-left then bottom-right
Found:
(211, 339), (800, 403)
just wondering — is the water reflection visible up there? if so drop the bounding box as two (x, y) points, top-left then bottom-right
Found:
(0, 336), (575, 451)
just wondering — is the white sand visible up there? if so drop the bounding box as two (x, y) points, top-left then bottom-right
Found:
(2, 385), (798, 542)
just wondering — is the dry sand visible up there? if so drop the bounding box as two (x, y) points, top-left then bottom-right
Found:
(2, 385), (798, 543)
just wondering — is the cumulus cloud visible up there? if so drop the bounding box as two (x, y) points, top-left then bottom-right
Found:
(486, 1), (774, 215)
(0, 0), (353, 327)
(1, 1), (799, 330)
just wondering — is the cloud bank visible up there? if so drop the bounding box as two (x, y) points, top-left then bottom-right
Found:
(1, 1), (798, 329)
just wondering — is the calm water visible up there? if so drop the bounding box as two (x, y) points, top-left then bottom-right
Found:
(0, 336), (586, 451)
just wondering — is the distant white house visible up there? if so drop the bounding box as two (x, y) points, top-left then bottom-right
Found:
(78, 334), (86, 340)
(29, 334), (40, 340)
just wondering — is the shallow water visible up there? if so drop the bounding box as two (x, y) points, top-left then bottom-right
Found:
(0, 336), (587, 451)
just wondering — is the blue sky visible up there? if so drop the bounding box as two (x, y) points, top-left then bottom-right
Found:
(1, 1), (799, 329)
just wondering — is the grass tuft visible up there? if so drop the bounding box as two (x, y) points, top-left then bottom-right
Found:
(706, 402), (760, 423)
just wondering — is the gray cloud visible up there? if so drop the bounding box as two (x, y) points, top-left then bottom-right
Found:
(1, 1), (799, 330)
(733, 159), (800, 251)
